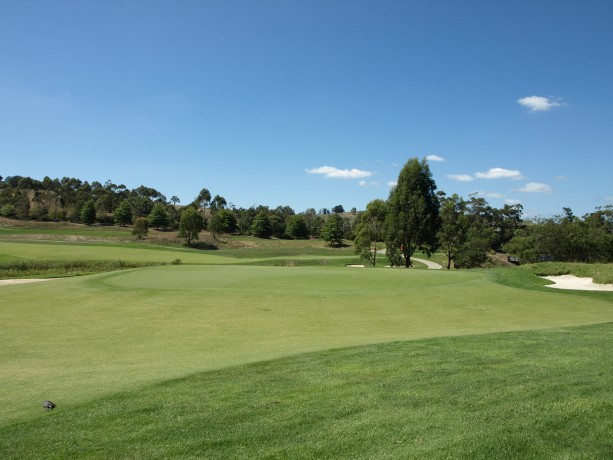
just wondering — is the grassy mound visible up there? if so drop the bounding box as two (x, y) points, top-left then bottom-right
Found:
(2, 323), (611, 459)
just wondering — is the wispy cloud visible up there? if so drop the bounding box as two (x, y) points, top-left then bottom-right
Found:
(555, 175), (568, 180)
(475, 168), (524, 180)
(517, 95), (563, 112)
(505, 199), (522, 205)
(426, 155), (445, 162)
(359, 180), (381, 188)
(306, 166), (373, 179)
(472, 191), (504, 199)
(516, 182), (552, 193)
(387, 181), (397, 188)
(446, 174), (474, 182)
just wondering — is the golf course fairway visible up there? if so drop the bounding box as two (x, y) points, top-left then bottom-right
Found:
(2, 263), (612, 428)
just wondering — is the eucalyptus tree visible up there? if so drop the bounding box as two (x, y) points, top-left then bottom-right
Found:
(437, 194), (470, 269)
(208, 208), (237, 241)
(354, 199), (387, 266)
(178, 207), (204, 246)
(385, 158), (440, 267)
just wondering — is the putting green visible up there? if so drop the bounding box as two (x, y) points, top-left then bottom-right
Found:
(1, 264), (612, 425)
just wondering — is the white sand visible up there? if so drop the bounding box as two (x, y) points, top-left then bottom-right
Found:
(542, 275), (613, 291)
(0, 279), (55, 286)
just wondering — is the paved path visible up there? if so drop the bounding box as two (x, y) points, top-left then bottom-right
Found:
(411, 257), (443, 270)
(375, 249), (443, 270)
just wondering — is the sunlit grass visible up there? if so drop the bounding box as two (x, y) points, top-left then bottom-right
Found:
(2, 323), (611, 459)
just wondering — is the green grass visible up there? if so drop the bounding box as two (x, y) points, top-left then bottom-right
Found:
(2, 323), (611, 459)
(1, 233), (612, 457)
(0, 260), (159, 278)
(524, 262), (613, 285)
(1, 263), (612, 427)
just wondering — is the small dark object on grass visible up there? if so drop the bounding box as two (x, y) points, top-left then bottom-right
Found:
(43, 400), (56, 410)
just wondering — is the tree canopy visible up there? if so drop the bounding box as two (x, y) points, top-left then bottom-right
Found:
(385, 158), (440, 267)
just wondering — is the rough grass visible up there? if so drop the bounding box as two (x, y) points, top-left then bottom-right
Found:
(0, 260), (158, 278)
(524, 262), (613, 285)
(2, 323), (611, 459)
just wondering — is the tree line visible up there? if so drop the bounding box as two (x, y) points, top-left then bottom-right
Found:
(1, 164), (611, 268)
(0, 174), (354, 242)
(353, 158), (612, 268)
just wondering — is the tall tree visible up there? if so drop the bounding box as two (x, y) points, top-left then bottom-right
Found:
(114, 200), (133, 226)
(285, 214), (309, 239)
(354, 199), (387, 266)
(250, 210), (272, 238)
(80, 200), (97, 225)
(178, 207), (204, 246)
(385, 158), (440, 267)
(148, 203), (170, 230)
(194, 188), (211, 214)
(437, 194), (470, 269)
(208, 208), (237, 241)
(321, 213), (344, 247)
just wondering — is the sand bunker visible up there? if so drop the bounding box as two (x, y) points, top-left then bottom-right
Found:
(542, 275), (613, 291)
(0, 279), (55, 286)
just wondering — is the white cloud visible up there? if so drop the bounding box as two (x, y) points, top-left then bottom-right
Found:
(505, 199), (522, 205)
(446, 174), (474, 182)
(516, 182), (553, 193)
(387, 181), (397, 188)
(517, 95), (562, 112)
(426, 155), (445, 162)
(475, 167), (524, 180)
(556, 175), (568, 180)
(306, 166), (373, 179)
(358, 180), (367, 187)
(472, 191), (504, 199)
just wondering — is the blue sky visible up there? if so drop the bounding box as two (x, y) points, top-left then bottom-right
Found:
(1, 0), (612, 217)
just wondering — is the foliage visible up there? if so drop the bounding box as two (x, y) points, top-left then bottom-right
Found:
(437, 194), (470, 269)
(250, 210), (273, 238)
(114, 200), (133, 226)
(385, 158), (440, 267)
(353, 199), (387, 265)
(285, 214), (309, 239)
(454, 224), (493, 268)
(132, 217), (149, 239)
(503, 206), (613, 264)
(208, 209), (237, 240)
(320, 213), (344, 247)
(148, 203), (170, 230)
(79, 200), (97, 225)
(178, 207), (204, 245)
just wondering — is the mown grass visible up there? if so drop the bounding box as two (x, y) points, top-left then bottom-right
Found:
(2, 323), (611, 459)
(2, 264), (612, 426)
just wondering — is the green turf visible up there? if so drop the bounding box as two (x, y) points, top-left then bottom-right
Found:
(2, 323), (611, 459)
(1, 263), (612, 427)
(1, 235), (612, 457)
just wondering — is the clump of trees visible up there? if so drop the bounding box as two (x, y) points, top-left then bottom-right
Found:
(503, 206), (613, 263)
(354, 158), (526, 269)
